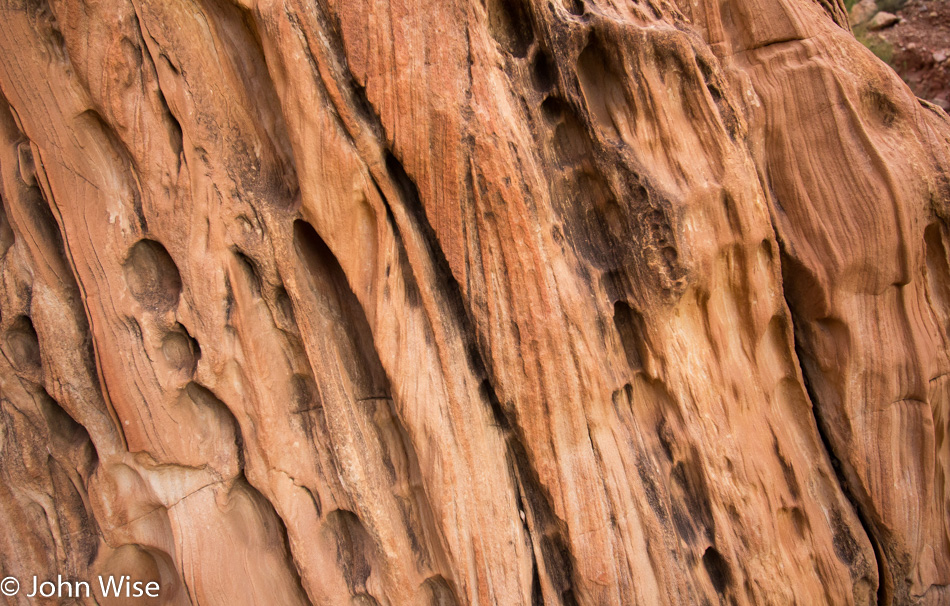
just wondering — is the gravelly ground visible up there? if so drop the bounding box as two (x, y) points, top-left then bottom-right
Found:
(875, 0), (950, 109)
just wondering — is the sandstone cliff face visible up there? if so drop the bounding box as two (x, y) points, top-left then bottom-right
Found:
(0, 0), (948, 604)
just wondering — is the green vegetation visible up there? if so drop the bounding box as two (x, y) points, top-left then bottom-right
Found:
(844, 0), (900, 66)
(877, 0), (907, 12)
(854, 26), (896, 64)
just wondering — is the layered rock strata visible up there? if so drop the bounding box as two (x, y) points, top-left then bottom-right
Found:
(0, 0), (948, 604)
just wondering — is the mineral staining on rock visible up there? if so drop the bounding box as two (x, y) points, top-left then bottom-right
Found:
(0, 0), (948, 604)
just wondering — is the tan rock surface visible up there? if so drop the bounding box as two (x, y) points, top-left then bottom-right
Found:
(851, 0), (880, 26)
(0, 0), (947, 604)
(868, 11), (900, 31)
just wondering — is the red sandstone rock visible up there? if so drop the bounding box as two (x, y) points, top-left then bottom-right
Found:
(0, 0), (947, 604)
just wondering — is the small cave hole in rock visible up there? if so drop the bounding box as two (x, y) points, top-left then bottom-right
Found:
(123, 239), (183, 311)
(486, 0), (534, 58)
(702, 546), (732, 594)
(420, 575), (461, 606)
(531, 50), (555, 92)
(577, 33), (626, 134)
(5, 315), (41, 372)
(613, 301), (645, 371)
(161, 325), (200, 374)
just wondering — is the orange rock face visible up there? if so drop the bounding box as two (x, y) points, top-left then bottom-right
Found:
(0, 0), (948, 604)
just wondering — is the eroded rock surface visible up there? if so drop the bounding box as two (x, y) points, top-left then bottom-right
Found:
(0, 0), (947, 604)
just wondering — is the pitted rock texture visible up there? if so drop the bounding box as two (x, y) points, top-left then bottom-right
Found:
(0, 0), (948, 604)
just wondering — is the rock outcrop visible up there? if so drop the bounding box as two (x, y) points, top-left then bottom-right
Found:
(0, 0), (948, 604)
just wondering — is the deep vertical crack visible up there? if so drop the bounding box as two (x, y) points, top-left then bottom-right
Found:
(772, 231), (888, 605)
(793, 346), (889, 606)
